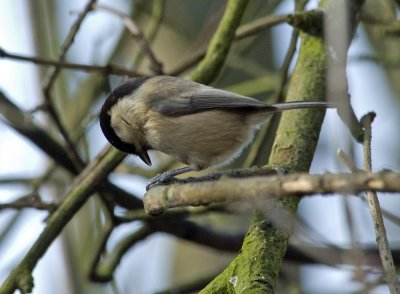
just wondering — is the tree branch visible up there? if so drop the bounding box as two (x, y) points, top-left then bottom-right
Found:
(41, 0), (97, 172)
(169, 14), (287, 76)
(0, 89), (142, 209)
(190, 0), (250, 84)
(144, 171), (400, 215)
(93, 3), (163, 74)
(201, 1), (365, 292)
(0, 146), (125, 294)
(91, 225), (153, 282)
(361, 113), (400, 293)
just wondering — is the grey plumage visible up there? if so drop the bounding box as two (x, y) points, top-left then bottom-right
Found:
(99, 75), (333, 185)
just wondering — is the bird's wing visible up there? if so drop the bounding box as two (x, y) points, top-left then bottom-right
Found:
(154, 88), (275, 116)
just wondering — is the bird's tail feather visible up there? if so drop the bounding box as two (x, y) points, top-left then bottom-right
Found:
(271, 101), (335, 112)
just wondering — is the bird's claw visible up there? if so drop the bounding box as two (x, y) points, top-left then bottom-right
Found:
(146, 166), (195, 191)
(146, 174), (177, 191)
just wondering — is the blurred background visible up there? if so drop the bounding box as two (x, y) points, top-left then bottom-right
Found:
(0, 0), (399, 293)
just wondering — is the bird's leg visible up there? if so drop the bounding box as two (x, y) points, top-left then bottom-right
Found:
(147, 166), (194, 190)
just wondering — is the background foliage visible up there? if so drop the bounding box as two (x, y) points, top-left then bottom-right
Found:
(0, 0), (400, 293)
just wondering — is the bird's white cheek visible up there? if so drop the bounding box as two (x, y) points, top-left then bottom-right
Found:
(112, 123), (134, 144)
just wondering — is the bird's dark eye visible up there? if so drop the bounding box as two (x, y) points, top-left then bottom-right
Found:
(121, 117), (130, 126)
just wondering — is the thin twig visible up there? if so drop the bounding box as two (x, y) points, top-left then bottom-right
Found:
(276, 29), (299, 101)
(133, 0), (165, 68)
(89, 203), (233, 282)
(367, 201), (400, 227)
(0, 177), (34, 185)
(0, 192), (56, 212)
(361, 112), (400, 293)
(337, 148), (362, 172)
(337, 148), (400, 227)
(0, 213), (22, 246)
(0, 90), (142, 210)
(42, 0), (97, 89)
(168, 52), (205, 76)
(244, 29), (298, 166)
(0, 47), (142, 77)
(91, 225), (153, 282)
(235, 14), (288, 40)
(241, 23), (300, 167)
(88, 219), (115, 282)
(338, 146), (378, 284)
(170, 13), (287, 77)
(93, 3), (163, 74)
(41, 0), (97, 171)
(276, 0), (307, 101)
(116, 203), (229, 223)
(242, 9), (303, 167)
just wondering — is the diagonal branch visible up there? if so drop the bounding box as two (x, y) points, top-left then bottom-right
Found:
(41, 0), (97, 90)
(361, 113), (400, 293)
(189, 0), (250, 84)
(93, 3), (163, 74)
(41, 0), (97, 171)
(201, 1), (366, 292)
(170, 14), (287, 76)
(0, 89), (142, 209)
(0, 146), (125, 294)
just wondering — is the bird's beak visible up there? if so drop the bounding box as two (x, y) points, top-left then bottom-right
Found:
(138, 149), (152, 166)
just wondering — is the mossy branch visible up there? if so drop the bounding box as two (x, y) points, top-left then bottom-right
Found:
(190, 0), (249, 84)
(201, 30), (328, 294)
(0, 147), (125, 294)
(201, 1), (365, 292)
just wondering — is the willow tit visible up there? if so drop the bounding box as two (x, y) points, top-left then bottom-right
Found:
(100, 75), (331, 186)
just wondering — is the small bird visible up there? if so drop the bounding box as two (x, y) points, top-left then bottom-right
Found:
(100, 75), (331, 186)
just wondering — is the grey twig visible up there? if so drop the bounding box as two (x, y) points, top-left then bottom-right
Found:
(276, 29), (299, 101)
(0, 47), (142, 77)
(235, 14), (288, 40)
(41, 0), (97, 172)
(361, 113), (400, 293)
(337, 148), (362, 172)
(170, 13), (287, 76)
(0, 192), (56, 212)
(42, 0), (97, 89)
(93, 3), (163, 74)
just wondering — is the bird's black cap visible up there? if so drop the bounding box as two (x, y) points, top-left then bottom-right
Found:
(99, 76), (151, 154)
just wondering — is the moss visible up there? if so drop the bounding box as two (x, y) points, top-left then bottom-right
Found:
(202, 22), (329, 294)
(190, 0), (250, 85)
(201, 213), (289, 294)
(287, 10), (324, 36)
